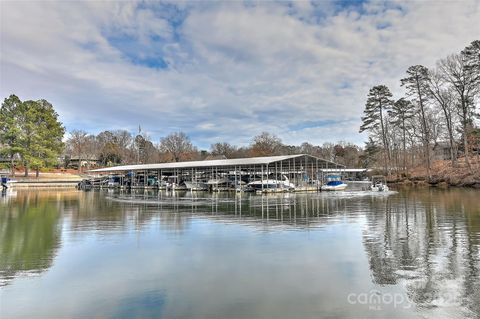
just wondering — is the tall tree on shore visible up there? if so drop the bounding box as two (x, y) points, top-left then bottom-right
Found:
(401, 65), (432, 177)
(438, 43), (480, 170)
(462, 40), (480, 73)
(67, 130), (89, 172)
(428, 70), (458, 165)
(159, 132), (196, 162)
(359, 85), (394, 173)
(134, 134), (158, 164)
(0, 95), (22, 176)
(19, 99), (65, 177)
(250, 132), (283, 156)
(210, 142), (238, 158)
(389, 98), (415, 172)
(96, 130), (133, 165)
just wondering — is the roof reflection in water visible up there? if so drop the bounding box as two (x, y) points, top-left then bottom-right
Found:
(102, 189), (384, 231)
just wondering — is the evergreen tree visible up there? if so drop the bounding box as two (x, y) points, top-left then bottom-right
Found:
(401, 65), (432, 176)
(0, 95), (23, 176)
(19, 99), (65, 177)
(360, 137), (381, 168)
(389, 98), (415, 171)
(462, 40), (480, 74)
(359, 85), (394, 173)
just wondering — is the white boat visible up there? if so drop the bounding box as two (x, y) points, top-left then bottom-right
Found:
(370, 176), (389, 192)
(206, 178), (231, 191)
(247, 175), (295, 192)
(168, 182), (187, 191)
(107, 175), (121, 188)
(207, 178), (229, 185)
(321, 175), (348, 191)
(184, 181), (208, 191)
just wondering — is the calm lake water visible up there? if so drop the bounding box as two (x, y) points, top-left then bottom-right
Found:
(0, 188), (479, 319)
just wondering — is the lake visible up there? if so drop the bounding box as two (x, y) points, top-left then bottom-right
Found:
(0, 188), (479, 319)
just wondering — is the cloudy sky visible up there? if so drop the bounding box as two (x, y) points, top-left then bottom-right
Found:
(1, 0), (479, 149)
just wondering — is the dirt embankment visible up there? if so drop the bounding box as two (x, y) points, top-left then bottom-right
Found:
(389, 157), (480, 189)
(5, 168), (83, 182)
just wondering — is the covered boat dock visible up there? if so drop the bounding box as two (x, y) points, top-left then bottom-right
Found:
(87, 154), (345, 191)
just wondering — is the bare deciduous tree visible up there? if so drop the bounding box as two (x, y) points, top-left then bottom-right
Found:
(67, 129), (89, 172)
(250, 132), (283, 156)
(210, 142), (238, 158)
(428, 69), (458, 165)
(160, 132), (196, 162)
(437, 42), (480, 170)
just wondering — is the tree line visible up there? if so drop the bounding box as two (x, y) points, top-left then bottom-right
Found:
(64, 130), (364, 172)
(0, 96), (364, 176)
(360, 40), (480, 176)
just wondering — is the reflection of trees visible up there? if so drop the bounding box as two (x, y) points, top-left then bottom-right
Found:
(362, 188), (480, 317)
(67, 190), (162, 233)
(79, 190), (199, 233)
(3, 187), (478, 318)
(0, 192), (62, 286)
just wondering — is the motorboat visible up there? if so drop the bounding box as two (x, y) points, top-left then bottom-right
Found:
(321, 175), (348, 191)
(107, 175), (121, 188)
(207, 178), (231, 191)
(207, 178), (229, 185)
(370, 176), (389, 192)
(184, 181), (208, 191)
(321, 180), (348, 191)
(172, 181), (188, 191)
(247, 175), (295, 192)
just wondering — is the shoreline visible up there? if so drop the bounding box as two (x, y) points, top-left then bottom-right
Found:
(6, 181), (480, 190)
(388, 176), (480, 189)
(8, 180), (80, 188)
(385, 158), (480, 189)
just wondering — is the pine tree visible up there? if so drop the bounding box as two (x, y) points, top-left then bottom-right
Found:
(389, 98), (415, 172)
(16, 99), (65, 177)
(359, 85), (394, 173)
(462, 40), (480, 74)
(0, 95), (23, 176)
(401, 65), (432, 177)
(360, 137), (381, 168)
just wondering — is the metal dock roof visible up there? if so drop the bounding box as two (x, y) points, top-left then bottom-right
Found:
(90, 154), (343, 173)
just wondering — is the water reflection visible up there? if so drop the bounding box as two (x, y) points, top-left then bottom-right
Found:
(0, 191), (63, 286)
(0, 189), (479, 318)
(363, 189), (480, 318)
(102, 189), (381, 231)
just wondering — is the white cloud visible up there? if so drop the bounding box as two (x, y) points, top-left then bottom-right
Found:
(1, 0), (479, 149)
